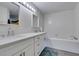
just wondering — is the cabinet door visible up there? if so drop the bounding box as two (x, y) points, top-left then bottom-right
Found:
(34, 36), (41, 56)
(34, 35), (45, 56)
(0, 45), (17, 56)
(39, 35), (45, 53)
(13, 38), (34, 56)
(24, 44), (34, 56)
(14, 44), (34, 56)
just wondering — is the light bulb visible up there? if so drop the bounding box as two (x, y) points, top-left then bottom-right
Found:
(27, 3), (30, 7)
(23, 2), (26, 5)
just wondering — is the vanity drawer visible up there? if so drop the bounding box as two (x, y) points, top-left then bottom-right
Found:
(35, 36), (41, 42)
(36, 35), (44, 40)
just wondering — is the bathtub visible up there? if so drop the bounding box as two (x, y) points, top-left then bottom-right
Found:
(45, 38), (79, 54)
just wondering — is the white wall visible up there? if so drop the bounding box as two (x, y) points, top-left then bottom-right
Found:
(0, 3), (44, 36)
(28, 2), (44, 31)
(0, 4), (32, 36)
(39, 13), (44, 31)
(43, 4), (79, 53)
(14, 5), (33, 34)
(15, 3), (44, 34)
(0, 5), (33, 36)
(44, 10), (75, 39)
(74, 3), (79, 39)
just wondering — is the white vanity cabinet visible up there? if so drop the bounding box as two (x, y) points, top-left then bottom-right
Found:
(0, 33), (45, 56)
(0, 38), (34, 56)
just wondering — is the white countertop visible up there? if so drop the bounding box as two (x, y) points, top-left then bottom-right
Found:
(0, 32), (45, 47)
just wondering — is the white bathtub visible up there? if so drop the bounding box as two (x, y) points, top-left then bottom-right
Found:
(45, 38), (79, 54)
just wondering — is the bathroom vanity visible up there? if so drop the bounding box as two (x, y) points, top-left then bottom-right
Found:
(0, 32), (45, 56)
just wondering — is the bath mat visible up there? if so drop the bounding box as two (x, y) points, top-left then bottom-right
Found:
(40, 47), (58, 56)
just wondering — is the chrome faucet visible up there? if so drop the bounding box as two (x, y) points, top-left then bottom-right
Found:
(71, 35), (78, 40)
(73, 36), (78, 40)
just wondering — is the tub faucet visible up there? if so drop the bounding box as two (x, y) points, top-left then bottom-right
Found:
(71, 35), (78, 40)
(73, 36), (78, 40)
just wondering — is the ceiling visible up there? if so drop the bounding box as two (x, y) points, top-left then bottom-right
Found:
(33, 2), (78, 14)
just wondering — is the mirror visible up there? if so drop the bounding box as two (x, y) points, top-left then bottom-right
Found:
(33, 14), (39, 27)
(0, 2), (20, 24)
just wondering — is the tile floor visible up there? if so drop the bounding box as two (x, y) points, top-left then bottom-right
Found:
(40, 47), (79, 56)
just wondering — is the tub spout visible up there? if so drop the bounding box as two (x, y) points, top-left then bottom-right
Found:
(73, 36), (78, 40)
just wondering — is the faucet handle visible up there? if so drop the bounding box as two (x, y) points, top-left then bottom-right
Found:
(0, 34), (5, 37)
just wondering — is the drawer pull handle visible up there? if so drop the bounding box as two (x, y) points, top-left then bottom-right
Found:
(23, 52), (25, 56)
(20, 54), (22, 56)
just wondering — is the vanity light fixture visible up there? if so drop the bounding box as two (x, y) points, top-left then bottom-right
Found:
(19, 2), (36, 12)
(26, 3), (30, 8)
(26, 3), (36, 12)
(22, 2), (26, 5)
